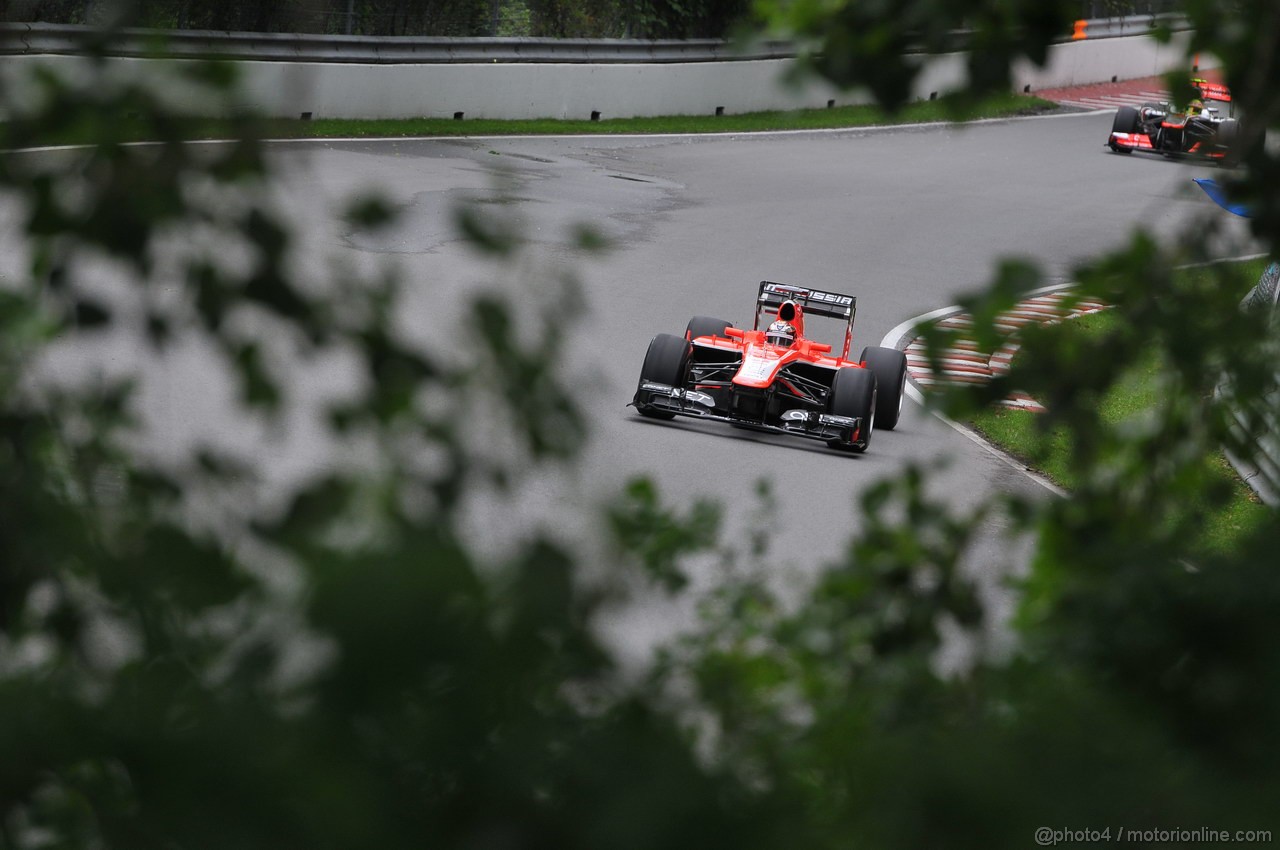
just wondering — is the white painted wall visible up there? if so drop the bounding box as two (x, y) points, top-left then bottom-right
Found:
(0, 30), (1211, 122)
(235, 58), (871, 120)
(1012, 28), (1206, 91)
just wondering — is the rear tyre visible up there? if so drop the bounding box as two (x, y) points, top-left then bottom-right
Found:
(635, 333), (689, 420)
(859, 346), (908, 431)
(825, 368), (876, 453)
(686, 316), (733, 341)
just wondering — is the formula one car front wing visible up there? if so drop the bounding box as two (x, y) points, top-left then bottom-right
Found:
(632, 380), (865, 445)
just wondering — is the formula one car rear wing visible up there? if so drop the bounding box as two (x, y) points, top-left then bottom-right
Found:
(1194, 79), (1231, 102)
(756, 280), (856, 322)
(754, 280), (858, 359)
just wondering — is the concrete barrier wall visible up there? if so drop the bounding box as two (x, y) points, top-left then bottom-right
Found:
(236, 57), (867, 120)
(1013, 28), (1200, 91)
(0, 29), (1205, 121)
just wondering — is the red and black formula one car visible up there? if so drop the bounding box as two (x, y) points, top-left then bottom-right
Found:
(1107, 79), (1242, 165)
(631, 281), (908, 453)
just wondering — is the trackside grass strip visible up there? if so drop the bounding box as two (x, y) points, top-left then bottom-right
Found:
(967, 261), (1273, 558)
(4, 93), (1057, 146)
(293, 93), (1055, 137)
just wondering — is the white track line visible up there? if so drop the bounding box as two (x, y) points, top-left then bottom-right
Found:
(881, 252), (1275, 499)
(1053, 89), (1169, 110)
(881, 282), (1075, 498)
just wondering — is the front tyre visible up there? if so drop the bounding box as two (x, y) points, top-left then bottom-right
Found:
(1111, 106), (1141, 156)
(826, 367), (876, 453)
(859, 346), (908, 431)
(1218, 118), (1241, 167)
(1110, 106), (1138, 153)
(1112, 106), (1139, 134)
(634, 333), (689, 420)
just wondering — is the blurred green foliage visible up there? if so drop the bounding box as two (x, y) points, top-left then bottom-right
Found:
(3, 0), (752, 38)
(967, 284), (1270, 558)
(3, 2), (1280, 848)
(755, 0), (1078, 113)
(0, 40), (785, 846)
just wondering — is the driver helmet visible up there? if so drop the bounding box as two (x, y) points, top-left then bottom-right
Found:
(766, 320), (796, 347)
(1188, 98), (1206, 114)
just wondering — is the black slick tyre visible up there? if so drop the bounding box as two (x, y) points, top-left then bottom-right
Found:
(635, 333), (689, 420)
(825, 367), (876, 453)
(1110, 106), (1138, 153)
(859, 346), (908, 430)
(1112, 106), (1139, 134)
(1218, 118), (1241, 167)
(686, 316), (733, 341)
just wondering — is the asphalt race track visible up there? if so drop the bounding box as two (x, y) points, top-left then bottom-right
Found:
(255, 110), (1261, 647)
(10, 110), (1257, 652)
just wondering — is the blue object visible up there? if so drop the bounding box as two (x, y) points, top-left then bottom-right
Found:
(1193, 177), (1254, 217)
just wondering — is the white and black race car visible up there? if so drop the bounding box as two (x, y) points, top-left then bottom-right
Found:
(1107, 80), (1242, 166)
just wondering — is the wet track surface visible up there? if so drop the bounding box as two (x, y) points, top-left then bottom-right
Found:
(268, 113), (1255, 645)
(9, 111), (1257, 653)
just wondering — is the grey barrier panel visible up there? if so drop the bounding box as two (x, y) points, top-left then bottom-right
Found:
(1, 24), (792, 63)
(1, 16), (1188, 64)
(1080, 13), (1188, 39)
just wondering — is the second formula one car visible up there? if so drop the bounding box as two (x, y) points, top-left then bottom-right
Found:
(1107, 79), (1242, 165)
(631, 281), (908, 453)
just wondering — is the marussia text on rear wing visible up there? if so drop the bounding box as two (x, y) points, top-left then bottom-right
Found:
(756, 280), (857, 323)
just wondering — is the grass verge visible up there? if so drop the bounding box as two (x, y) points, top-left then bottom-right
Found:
(967, 261), (1273, 558)
(10, 93), (1058, 146)
(290, 92), (1056, 138)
